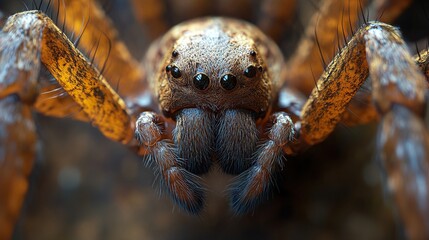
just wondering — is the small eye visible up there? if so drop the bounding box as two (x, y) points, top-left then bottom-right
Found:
(171, 66), (181, 78)
(172, 50), (179, 57)
(193, 73), (210, 90)
(244, 65), (257, 78)
(220, 74), (237, 90)
(165, 65), (172, 72)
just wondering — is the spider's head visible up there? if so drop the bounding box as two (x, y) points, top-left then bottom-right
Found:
(139, 18), (287, 205)
(155, 18), (279, 118)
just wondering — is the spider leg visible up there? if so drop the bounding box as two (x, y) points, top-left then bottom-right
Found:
(343, 47), (429, 126)
(2, 9), (137, 143)
(33, 69), (90, 121)
(366, 24), (429, 239)
(416, 49), (429, 83)
(52, 0), (145, 99)
(229, 112), (294, 214)
(0, 11), (44, 239)
(0, 10), (142, 237)
(0, 96), (36, 240)
(285, 0), (369, 95)
(256, 0), (296, 43)
(285, 0), (413, 96)
(36, 0), (154, 120)
(130, 0), (169, 40)
(135, 111), (206, 214)
(299, 22), (429, 238)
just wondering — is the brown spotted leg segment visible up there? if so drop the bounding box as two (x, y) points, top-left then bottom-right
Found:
(339, 80), (379, 126)
(299, 25), (369, 145)
(2, 11), (135, 144)
(299, 22), (429, 238)
(416, 49), (429, 83)
(365, 24), (429, 239)
(0, 97), (36, 240)
(229, 112), (295, 214)
(39, 13), (135, 143)
(53, 0), (146, 98)
(0, 11), (41, 239)
(378, 106), (429, 239)
(33, 74), (90, 121)
(285, 0), (369, 95)
(135, 112), (205, 214)
(0, 2), (87, 122)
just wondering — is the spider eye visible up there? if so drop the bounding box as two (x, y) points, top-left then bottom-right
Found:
(244, 65), (257, 78)
(193, 73), (210, 90)
(220, 74), (237, 90)
(170, 66), (182, 78)
(172, 50), (179, 57)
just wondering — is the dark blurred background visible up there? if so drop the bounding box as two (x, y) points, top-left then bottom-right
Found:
(1, 0), (429, 239)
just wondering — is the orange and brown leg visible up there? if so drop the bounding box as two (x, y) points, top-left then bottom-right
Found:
(0, 96), (36, 240)
(416, 48), (429, 83)
(256, 0), (297, 43)
(130, 0), (169, 40)
(284, 0), (413, 96)
(300, 22), (429, 239)
(0, 12), (40, 237)
(52, 0), (145, 99)
(134, 111), (207, 214)
(284, 0), (370, 95)
(35, 0), (151, 121)
(0, 10), (139, 239)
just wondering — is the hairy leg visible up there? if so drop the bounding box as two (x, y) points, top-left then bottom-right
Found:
(416, 49), (429, 83)
(0, 10), (146, 237)
(229, 112), (295, 214)
(299, 22), (429, 239)
(0, 96), (36, 240)
(257, 0), (297, 43)
(285, 0), (369, 95)
(52, 0), (145, 99)
(130, 0), (169, 40)
(135, 111), (206, 213)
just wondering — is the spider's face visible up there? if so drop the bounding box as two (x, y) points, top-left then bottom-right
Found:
(152, 18), (279, 117)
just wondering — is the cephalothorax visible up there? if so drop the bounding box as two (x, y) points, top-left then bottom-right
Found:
(134, 18), (292, 213)
(1, 0), (429, 239)
(150, 18), (281, 115)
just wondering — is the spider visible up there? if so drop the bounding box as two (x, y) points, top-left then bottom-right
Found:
(1, 0), (429, 239)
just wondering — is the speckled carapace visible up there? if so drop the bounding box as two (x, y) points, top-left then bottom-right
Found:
(145, 18), (283, 116)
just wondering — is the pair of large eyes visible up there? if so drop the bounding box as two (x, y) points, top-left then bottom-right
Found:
(166, 65), (258, 90)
